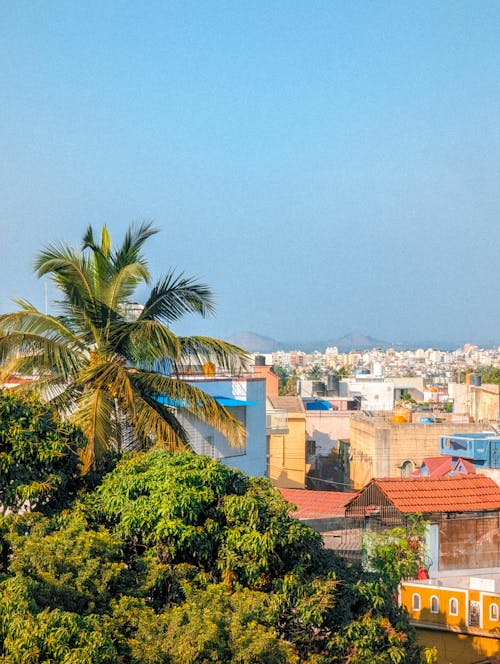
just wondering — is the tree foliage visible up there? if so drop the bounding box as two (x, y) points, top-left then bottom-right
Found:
(363, 514), (429, 590)
(0, 223), (248, 471)
(480, 366), (500, 386)
(0, 390), (86, 515)
(0, 450), (433, 663)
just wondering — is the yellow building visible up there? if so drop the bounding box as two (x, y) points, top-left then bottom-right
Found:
(401, 575), (500, 663)
(267, 396), (308, 488)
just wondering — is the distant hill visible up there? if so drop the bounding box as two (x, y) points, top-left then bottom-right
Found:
(226, 331), (281, 353)
(226, 330), (470, 354)
(226, 330), (394, 354)
(326, 332), (394, 352)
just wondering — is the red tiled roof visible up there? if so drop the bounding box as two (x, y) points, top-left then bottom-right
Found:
(279, 488), (357, 519)
(413, 456), (454, 477)
(453, 458), (477, 474)
(412, 456), (477, 478)
(360, 475), (500, 513)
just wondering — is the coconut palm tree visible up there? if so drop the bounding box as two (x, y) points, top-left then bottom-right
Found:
(0, 223), (248, 471)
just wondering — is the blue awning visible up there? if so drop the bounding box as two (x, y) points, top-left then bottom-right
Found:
(156, 395), (258, 408)
(156, 395), (187, 407)
(212, 396), (259, 407)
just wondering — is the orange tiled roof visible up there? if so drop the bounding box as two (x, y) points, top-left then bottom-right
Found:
(366, 475), (500, 513)
(412, 456), (476, 478)
(279, 488), (357, 519)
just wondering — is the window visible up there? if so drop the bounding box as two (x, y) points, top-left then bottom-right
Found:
(401, 460), (414, 478)
(412, 593), (421, 611)
(449, 598), (458, 616)
(490, 603), (499, 621)
(430, 595), (439, 614)
(469, 600), (481, 627)
(306, 439), (316, 456)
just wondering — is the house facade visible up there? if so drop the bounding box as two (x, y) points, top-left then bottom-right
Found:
(348, 414), (486, 488)
(174, 376), (267, 477)
(345, 475), (500, 662)
(267, 395), (308, 488)
(401, 574), (500, 663)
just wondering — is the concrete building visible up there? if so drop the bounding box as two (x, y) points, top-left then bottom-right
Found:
(345, 475), (500, 573)
(449, 382), (500, 422)
(340, 378), (394, 412)
(439, 432), (500, 486)
(251, 356), (279, 398)
(174, 376), (267, 477)
(267, 395), (308, 488)
(348, 413), (486, 489)
(401, 572), (500, 663)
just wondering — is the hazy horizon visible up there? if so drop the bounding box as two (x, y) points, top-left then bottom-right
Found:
(2, 3), (500, 347)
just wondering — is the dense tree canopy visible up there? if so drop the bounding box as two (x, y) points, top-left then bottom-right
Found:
(0, 224), (248, 470)
(0, 390), (86, 515)
(0, 449), (432, 663)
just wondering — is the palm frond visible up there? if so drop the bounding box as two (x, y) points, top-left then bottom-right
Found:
(178, 336), (249, 373)
(34, 244), (94, 299)
(126, 390), (190, 451)
(107, 262), (150, 310)
(114, 319), (181, 367)
(130, 371), (247, 448)
(72, 386), (115, 472)
(113, 221), (158, 275)
(139, 271), (215, 323)
(0, 333), (83, 382)
(5, 223), (245, 471)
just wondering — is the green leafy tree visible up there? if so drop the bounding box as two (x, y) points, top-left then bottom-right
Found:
(480, 367), (500, 386)
(330, 367), (350, 379)
(363, 515), (428, 590)
(399, 391), (416, 404)
(307, 364), (323, 380)
(0, 223), (248, 471)
(0, 451), (431, 663)
(0, 390), (85, 515)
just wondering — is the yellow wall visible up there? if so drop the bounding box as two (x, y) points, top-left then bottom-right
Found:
(401, 582), (500, 663)
(416, 629), (500, 664)
(268, 413), (307, 488)
(402, 583), (467, 628)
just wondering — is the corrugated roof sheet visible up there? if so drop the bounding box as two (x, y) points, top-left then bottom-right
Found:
(279, 488), (357, 519)
(356, 475), (500, 513)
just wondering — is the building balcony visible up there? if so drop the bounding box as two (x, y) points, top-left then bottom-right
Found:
(266, 409), (289, 435)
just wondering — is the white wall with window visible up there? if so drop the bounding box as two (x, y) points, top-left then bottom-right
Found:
(178, 377), (267, 477)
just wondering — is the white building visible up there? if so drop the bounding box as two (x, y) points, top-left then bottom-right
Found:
(340, 378), (394, 411)
(175, 376), (267, 477)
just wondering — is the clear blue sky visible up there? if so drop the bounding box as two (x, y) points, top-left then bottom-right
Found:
(2, 2), (500, 347)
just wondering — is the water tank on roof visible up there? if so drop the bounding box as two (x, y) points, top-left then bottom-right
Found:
(254, 355), (266, 366)
(470, 374), (482, 387)
(392, 406), (410, 423)
(327, 375), (340, 395)
(312, 381), (326, 396)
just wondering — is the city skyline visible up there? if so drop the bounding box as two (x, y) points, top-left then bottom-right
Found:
(2, 3), (500, 346)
